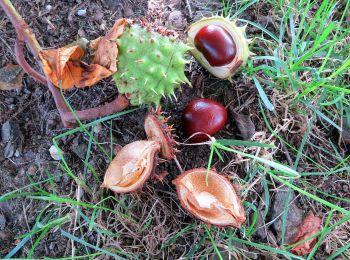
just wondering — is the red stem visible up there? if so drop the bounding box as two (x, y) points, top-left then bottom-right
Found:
(1, 0), (130, 128)
(62, 94), (130, 124)
(15, 39), (47, 85)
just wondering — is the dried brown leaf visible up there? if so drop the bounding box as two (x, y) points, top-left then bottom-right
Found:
(0, 64), (24, 91)
(232, 111), (255, 140)
(290, 211), (322, 256)
(91, 18), (128, 72)
(39, 45), (111, 90)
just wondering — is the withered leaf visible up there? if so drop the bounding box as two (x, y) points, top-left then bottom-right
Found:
(0, 64), (25, 91)
(232, 111), (255, 140)
(90, 18), (128, 72)
(272, 189), (304, 244)
(290, 211), (322, 256)
(39, 19), (128, 90)
(39, 45), (112, 90)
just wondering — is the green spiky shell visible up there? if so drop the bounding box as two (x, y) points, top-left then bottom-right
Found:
(113, 25), (191, 106)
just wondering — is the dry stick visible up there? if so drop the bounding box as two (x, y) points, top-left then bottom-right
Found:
(185, 0), (193, 19)
(173, 156), (184, 173)
(1, 0), (130, 128)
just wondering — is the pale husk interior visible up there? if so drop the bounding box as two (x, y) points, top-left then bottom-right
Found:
(102, 140), (160, 193)
(175, 168), (245, 227)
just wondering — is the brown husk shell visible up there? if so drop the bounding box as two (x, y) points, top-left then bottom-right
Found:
(173, 168), (246, 227)
(101, 140), (160, 193)
(144, 111), (176, 160)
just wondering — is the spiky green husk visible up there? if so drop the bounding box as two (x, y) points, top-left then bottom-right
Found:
(113, 25), (190, 106)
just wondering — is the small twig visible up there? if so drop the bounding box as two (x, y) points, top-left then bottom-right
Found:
(173, 156), (183, 173)
(280, 141), (294, 167)
(71, 183), (83, 258)
(185, 0), (193, 19)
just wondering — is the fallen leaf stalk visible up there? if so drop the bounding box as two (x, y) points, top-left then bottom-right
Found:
(0, 0), (130, 127)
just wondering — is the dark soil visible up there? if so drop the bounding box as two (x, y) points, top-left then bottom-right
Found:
(1, 0), (349, 259)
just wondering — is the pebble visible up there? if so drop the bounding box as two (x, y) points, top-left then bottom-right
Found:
(49, 145), (62, 161)
(27, 165), (38, 175)
(5, 97), (14, 104)
(123, 6), (134, 17)
(76, 9), (87, 17)
(0, 214), (6, 230)
(47, 118), (57, 129)
(93, 123), (103, 134)
(1, 120), (23, 158)
(45, 4), (53, 11)
(14, 149), (20, 157)
(77, 28), (86, 38)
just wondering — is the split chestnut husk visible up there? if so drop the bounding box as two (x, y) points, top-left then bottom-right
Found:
(173, 168), (245, 227)
(102, 140), (160, 193)
(144, 110), (177, 160)
(187, 16), (252, 80)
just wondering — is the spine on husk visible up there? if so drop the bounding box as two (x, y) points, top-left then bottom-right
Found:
(114, 23), (191, 106)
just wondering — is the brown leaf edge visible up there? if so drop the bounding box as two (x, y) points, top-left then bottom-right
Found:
(290, 211), (322, 256)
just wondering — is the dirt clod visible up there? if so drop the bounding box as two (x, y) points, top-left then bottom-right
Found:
(166, 10), (186, 30)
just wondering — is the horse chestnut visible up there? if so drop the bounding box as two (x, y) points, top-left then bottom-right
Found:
(194, 25), (236, 67)
(183, 98), (227, 142)
(187, 16), (251, 80)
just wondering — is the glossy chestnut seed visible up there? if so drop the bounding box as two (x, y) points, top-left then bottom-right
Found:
(183, 98), (227, 142)
(194, 25), (236, 67)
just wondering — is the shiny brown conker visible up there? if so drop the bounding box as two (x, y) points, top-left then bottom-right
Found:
(182, 98), (227, 142)
(194, 24), (236, 67)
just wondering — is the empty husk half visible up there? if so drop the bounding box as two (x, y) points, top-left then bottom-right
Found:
(102, 140), (160, 193)
(173, 168), (245, 227)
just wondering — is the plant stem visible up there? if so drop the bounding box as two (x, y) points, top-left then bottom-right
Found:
(62, 94), (130, 124)
(14, 39), (47, 85)
(0, 0), (130, 128)
(0, 0), (42, 57)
